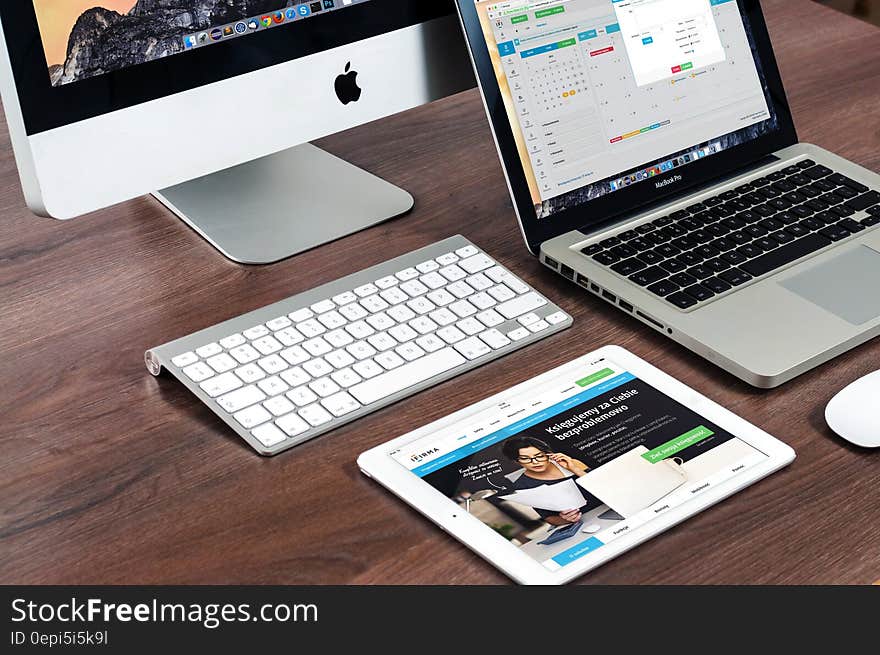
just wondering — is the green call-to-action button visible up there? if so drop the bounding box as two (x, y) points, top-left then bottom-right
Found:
(642, 426), (714, 463)
(511, 14), (529, 24)
(681, 61), (694, 71)
(576, 368), (614, 387)
(557, 37), (577, 48)
(536, 6), (565, 18)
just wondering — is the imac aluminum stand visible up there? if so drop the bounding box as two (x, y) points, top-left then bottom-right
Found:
(153, 143), (414, 265)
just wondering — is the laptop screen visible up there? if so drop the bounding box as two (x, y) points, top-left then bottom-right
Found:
(473, 0), (780, 220)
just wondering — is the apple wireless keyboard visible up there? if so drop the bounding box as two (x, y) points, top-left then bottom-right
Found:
(146, 236), (573, 455)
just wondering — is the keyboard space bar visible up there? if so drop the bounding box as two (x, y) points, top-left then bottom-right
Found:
(349, 348), (467, 405)
(741, 233), (832, 278)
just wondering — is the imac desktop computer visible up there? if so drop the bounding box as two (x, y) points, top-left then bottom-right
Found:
(0, 0), (475, 263)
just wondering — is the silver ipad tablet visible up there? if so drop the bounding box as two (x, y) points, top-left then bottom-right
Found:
(358, 346), (795, 584)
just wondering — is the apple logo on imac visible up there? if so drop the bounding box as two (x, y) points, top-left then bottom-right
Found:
(335, 62), (362, 105)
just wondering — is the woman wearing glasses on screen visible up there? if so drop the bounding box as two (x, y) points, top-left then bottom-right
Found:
(501, 436), (596, 526)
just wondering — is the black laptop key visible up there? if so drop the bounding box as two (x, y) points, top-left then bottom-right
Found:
(862, 214), (880, 227)
(751, 176), (771, 187)
(801, 217), (824, 231)
(829, 174), (869, 194)
(783, 192), (808, 205)
(676, 251), (702, 266)
(822, 191), (845, 206)
(834, 186), (858, 200)
(757, 186), (781, 199)
(687, 203), (707, 214)
(711, 237), (736, 252)
(799, 185), (821, 199)
(640, 250), (664, 265)
(630, 267), (667, 286)
(705, 257), (731, 273)
(720, 190), (739, 201)
(694, 245), (720, 260)
(742, 192), (765, 206)
(806, 199), (828, 212)
(771, 230), (795, 244)
(729, 230), (752, 245)
(670, 210), (690, 220)
(647, 231), (669, 246)
(618, 230), (639, 241)
(648, 279), (680, 297)
(703, 277), (733, 294)
(803, 164), (833, 180)
(581, 244), (603, 256)
(815, 211), (837, 225)
(791, 205), (813, 218)
(772, 180), (796, 193)
(839, 218), (866, 234)
(813, 178), (836, 192)
(782, 165), (801, 176)
(754, 204), (776, 217)
(691, 229), (713, 244)
(655, 243), (681, 258)
(846, 191), (880, 212)
(759, 218), (784, 231)
(737, 210), (761, 224)
(611, 244), (637, 258)
(670, 273), (698, 287)
(670, 237), (698, 251)
(684, 284), (715, 302)
(819, 223), (852, 242)
(785, 223), (810, 238)
(593, 251), (620, 266)
(636, 223), (656, 234)
(612, 258), (647, 276)
(667, 292), (698, 309)
(738, 244), (764, 259)
(678, 218), (700, 231)
(719, 268), (753, 286)
(600, 236), (621, 248)
(722, 250), (748, 265)
(831, 204), (855, 218)
(721, 217), (746, 230)
(768, 198), (791, 212)
(728, 199), (750, 212)
(653, 216), (674, 227)
(629, 237), (652, 252)
(704, 196), (724, 207)
(767, 171), (786, 182)
(755, 238), (779, 252)
(667, 224), (687, 237)
(740, 233), (832, 277)
(776, 211), (798, 225)
(735, 183), (755, 194)
(660, 258), (688, 274)
(868, 205), (880, 217)
(705, 223), (730, 237)
(745, 225), (768, 238)
(687, 265), (714, 280)
(797, 159), (816, 169)
(788, 174), (811, 187)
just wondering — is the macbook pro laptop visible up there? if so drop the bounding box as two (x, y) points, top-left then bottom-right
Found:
(456, 0), (880, 387)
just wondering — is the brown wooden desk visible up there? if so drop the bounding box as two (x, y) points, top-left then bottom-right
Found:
(2, 0), (879, 585)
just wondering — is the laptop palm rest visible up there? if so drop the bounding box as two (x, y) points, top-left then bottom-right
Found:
(780, 245), (880, 326)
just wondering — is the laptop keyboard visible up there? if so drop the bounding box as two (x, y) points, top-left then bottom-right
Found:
(581, 159), (880, 309)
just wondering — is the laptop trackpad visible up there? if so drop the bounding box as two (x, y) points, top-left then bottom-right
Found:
(781, 246), (880, 326)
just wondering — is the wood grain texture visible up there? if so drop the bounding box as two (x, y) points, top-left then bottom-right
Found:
(1, 0), (879, 585)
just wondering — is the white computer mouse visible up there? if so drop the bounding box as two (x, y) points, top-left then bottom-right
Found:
(825, 370), (880, 448)
(582, 524), (602, 534)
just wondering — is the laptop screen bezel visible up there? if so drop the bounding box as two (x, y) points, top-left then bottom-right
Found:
(456, 0), (798, 252)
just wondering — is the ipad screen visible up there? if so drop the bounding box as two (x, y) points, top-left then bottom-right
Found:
(391, 357), (770, 571)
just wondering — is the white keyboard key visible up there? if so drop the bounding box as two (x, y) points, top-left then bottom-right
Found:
(497, 292), (547, 320)
(354, 283), (379, 298)
(252, 336), (283, 356)
(396, 267), (420, 281)
(400, 280), (429, 297)
(299, 403), (334, 427)
(296, 319), (325, 338)
(416, 260), (440, 273)
(230, 344), (261, 364)
(389, 324), (418, 343)
(416, 334), (446, 353)
(476, 309), (504, 328)
(518, 312), (541, 327)
(183, 362), (214, 383)
(347, 341), (378, 360)
(436, 252), (459, 266)
(507, 327), (530, 342)
(349, 348), (466, 405)
(325, 329), (354, 348)
(437, 326), (466, 344)
(172, 352), (198, 368)
(235, 363), (266, 384)
(200, 372), (242, 397)
(280, 366), (311, 388)
(317, 311), (347, 330)
(234, 404), (272, 430)
(288, 308), (314, 323)
(368, 332), (398, 352)
(455, 245), (479, 258)
(361, 294), (390, 313)
(459, 254), (495, 274)
(252, 423), (287, 448)
(276, 412), (310, 437)
(311, 299), (336, 314)
(263, 395), (295, 417)
(387, 304), (416, 323)
(485, 265), (508, 283)
(303, 337), (333, 357)
(547, 311), (569, 325)
(366, 312), (396, 331)
(332, 291), (357, 305)
(218, 385), (266, 413)
(457, 318), (484, 336)
(353, 359), (384, 379)
(275, 327), (304, 347)
(196, 342), (222, 358)
(375, 275), (399, 290)
(488, 284), (515, 303)
(449, 299), (478, 318)
(380, 287), (409, 305)
(280, 345), (310, 366)
(219, 334), (246, 349)
(376, 351), (405, 370)
(420, 272), (447, 289)
(455, 336), (492, 360)
(346, 320), (375, 339)
(266, 316), (292, 331)
(480, 329), (512, 350)
(467, 273), (493, 291)
(287, 385), (318, 407)
(258, 375), (290, 397)
(470, 292), (496, 310)
(407, 297), (436, 315)
(427, 289), (456, 306)
(447, 281), (475, 299)
(439, 264), (467, 282)
(396, 342), (426, 362)
(321, 392), (361, 417)
(331, 367), (363, 388)
(430, 308), (458, 326)
(528, 319), (551, 333)
(325, 349), (356, 369)
(257, 354), (288, 375)
(207, 353), (237, 373)
(309, 377), (341, 398)
(410, 316), (438, 335)
(303, 358), (333, 378)
(504, 276), (531, 295)
(243, 325), (270, 340)
(340, 303), (369, 321)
